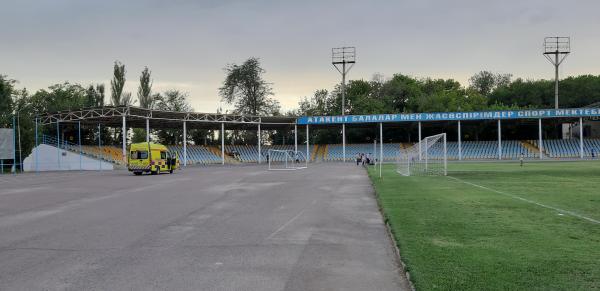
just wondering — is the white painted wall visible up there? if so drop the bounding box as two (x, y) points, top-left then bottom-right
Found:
(23, 144), (114, 171)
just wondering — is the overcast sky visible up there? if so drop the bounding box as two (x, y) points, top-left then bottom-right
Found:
(1, 0), (599, 112)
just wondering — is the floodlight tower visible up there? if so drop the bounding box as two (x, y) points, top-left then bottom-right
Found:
(332, 47), (356, 162)
(543, 37), (570, 109)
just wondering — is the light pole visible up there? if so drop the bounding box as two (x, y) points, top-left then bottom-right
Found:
(332, 47), (356, 162)
(543, 37), (570, 109)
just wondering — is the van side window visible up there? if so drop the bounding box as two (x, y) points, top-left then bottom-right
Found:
(160, 151), (166, 159)
(132, 151), (148, 159)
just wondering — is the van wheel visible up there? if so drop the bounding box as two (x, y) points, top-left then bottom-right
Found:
(134, 171), (142, 176)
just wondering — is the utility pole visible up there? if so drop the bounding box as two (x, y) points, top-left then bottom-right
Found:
(543, 37), (570, 109)
(332, 47), (356, 162)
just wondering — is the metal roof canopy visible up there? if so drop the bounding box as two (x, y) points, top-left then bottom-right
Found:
(37, 106), (599, 130)
(37, 106), (297, 130)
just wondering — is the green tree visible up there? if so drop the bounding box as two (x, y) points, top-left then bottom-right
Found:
(0, 75), (15, 125)
(121, 92), (134, 106)
(29, 82), (87, 114)
(110, 61), (126, 106)
(190, 129), (213, 146)
(132, 67), (154, 143)
(489, 75), (600, 108)
(469, 71), (512, 96)
(85, 84), (105, 107)
(155, 90), (192, 144)
(137, 67), (154, 109)
(219, 57), (280, 116)
(489, 78), (553, 108)
(377, 74), (423, 113)
(96, 84), (105, 106)
(12, 89), (35, 167)
(297, 89), (330, 116)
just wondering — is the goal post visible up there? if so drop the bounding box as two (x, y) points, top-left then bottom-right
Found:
(397, 133), (447, 176)
(267, 149), (308, 171)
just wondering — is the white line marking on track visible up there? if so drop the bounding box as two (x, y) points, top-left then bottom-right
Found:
(266, 199), (317, 239)
(447, 176), (600, 225)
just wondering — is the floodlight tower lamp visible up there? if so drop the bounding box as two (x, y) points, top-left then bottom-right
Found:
(543, 37), (570, 109)
(332, 46), (356, 163)
(332, 47), (356, 116)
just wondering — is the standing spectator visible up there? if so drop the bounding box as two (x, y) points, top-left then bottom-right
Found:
(520, 152), (524, 167)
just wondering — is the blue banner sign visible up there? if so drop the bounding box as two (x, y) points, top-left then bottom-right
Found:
(297, 108), (600, 125)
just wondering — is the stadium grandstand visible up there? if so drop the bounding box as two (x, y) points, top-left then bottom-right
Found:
(16, 105), (600, 171)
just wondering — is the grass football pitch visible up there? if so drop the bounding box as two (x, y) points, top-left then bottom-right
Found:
(368, 161), (600, 291)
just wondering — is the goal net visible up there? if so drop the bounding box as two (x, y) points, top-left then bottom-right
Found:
(268, 149), (308, 171)
(397, 133), (447, 176)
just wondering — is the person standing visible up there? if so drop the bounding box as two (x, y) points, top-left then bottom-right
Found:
(520, 152), (524, 167)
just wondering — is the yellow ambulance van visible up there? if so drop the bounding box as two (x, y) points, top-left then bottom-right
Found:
(128, 142), (180, 175)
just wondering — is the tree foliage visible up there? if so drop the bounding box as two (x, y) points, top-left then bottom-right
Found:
(28, 82), (87, 114)
(0, 75), (15, 125)
(154, 90), (192, 145)
(110, 61), (126, 106)
(138, 67), (154, 109)
(489, 75), (600, 108)
(155, 90), (192, 112)
(469, 71), (512, 96)
(219, 57), (280, 115)
(85, 84), (105, 107)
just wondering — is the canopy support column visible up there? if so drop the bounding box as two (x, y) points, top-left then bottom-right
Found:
(35, 118), (38, 173)
(379, 122), (383, 178)
(79, 121), (82, 170)
(12, 116), (16, 174)
(498, 119), (502, 160)
(458, 120), (462, 161)
(183, 121), (187, 166)
(579, 117), (584, 159)
(258, 122), (261, 164)
(294, 124), (298, 154)
(306, 125), (310, 162)
(98, 124), (102, 171)
(145, 118), (150, 143)
(418, 121), (422, 160)
(221, 122), (225, 165)
(538, 118), (543, 160)
(342, 123), (346, 162)
(122, 115), (127, 164)
(57, 121), (60, 170)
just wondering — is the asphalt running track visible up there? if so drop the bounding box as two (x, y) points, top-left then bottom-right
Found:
(0, 164), (410, 290)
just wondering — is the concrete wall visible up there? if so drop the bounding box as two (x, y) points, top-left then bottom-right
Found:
(23, 144), (114, 171)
